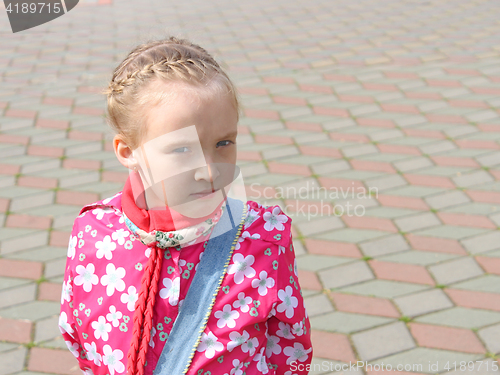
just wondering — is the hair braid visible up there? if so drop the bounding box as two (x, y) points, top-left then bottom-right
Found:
(136, 246), (164, 375)
(103, 36), (240, 150)
(127, 245), (161, 374)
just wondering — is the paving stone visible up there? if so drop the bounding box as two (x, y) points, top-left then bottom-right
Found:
(394, 212), (441, 232)
(453, 170), (495, 188)
(0, 346), (28, 375)
(429, 257), (484, 285)
(394, 289), (454, 318)
(415, 306), (500, 329)
(0, 283), (37, 309)
(319, 261), (374, 289)
(297, 254), (354, 272)
(330, 292), (399, 318)
(310, 330), (356, 363)
(451, 275), (500, 294)
(424, 190), (471, 209)
(359, 234), (410, 257)
(478, 323), (500, 354)
(296, 216), (345, 236)
(442, 358), (500, 374)
(34, 315), (60, 343)
(461, 231), (500, 254)
(414, 225), (489, 240)
(0, 301), (60, 321)
(351, 322), (415, 361)
(316, 228), (388, 243)
(304, 293), (335, 317)
(27, 347), (80, 375)
(365, 175), (407, 192)
(393, 157), (434, 172)
(340, 279), (430, 299)
(311, 311), (393, 334)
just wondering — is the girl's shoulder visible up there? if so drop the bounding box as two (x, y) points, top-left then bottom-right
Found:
(242, 200), (292, 248)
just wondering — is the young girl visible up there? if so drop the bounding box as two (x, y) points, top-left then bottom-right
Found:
(59, 36), (312, 375)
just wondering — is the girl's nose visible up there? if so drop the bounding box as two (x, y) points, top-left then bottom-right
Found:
(194, 162), (220, 184)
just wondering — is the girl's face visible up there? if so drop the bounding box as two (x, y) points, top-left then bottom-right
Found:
(130, 80), (239, 218)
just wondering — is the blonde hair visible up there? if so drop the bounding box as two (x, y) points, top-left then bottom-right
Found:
(103, 36), (240, 150)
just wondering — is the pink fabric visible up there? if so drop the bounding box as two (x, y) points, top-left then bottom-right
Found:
(60, 191), (313, 375)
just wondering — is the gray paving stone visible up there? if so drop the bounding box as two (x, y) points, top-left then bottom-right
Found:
(0, 346), (28, 375)
(311, 311), (393, 334)
(340, 279), (430, 299)
(461, 231), (500, 254)
(415, 306), (500, 329)
(43, 257), (66, 279)
(0, 301), (60, 321)
(452, 275), (500, 294)
(0, 283), (36, 309)
(9, 191), (55, 212)
(0, 230), (49, 255)
(394, 289), (454, 318)
(425, 190), (471, 209)
(351, 322), (415, 361)
(34, 315), (60, 343)
(360, 234), (410, 257)
(297, 254), (354, 272)
(319, 261), (374, 289)
(429, 257), (484, 285)
(295, 216), (344, 236)
(419, 140), (456, 155)
(316, 228), (388, 243)
(379, 250), (459, 266)
(342, 144), (379, 158)
(478, 323), (500, 355)
(366, 175), (407, 192)
(477, 151), (500, 167)
(311, 160), (351, 175)
(393, 157), (434, 172)
(414, 225), (489, 240)
(304, 293), (335, 317)
(453, 170), (495, 188)
(394, 212), (441, 232)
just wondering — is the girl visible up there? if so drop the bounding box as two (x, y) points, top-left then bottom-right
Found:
(59, 36), (312, 375)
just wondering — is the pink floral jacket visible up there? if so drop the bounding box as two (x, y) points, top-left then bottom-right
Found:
(59, 192), (312, 375)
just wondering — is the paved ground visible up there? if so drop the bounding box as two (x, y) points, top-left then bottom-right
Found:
(1, 0), (500, 374)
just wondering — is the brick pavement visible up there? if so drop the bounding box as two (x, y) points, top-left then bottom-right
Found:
(1, 0), (500, 374)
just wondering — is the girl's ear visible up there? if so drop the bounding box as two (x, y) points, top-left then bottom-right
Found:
(113, 135), (137, 170)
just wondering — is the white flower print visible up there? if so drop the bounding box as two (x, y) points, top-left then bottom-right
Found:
(227, 254), (256, 284)
(149, 326), (156, 348)
(244, 208), (260, 229)
(106, 305), (123, 327)
(112, 228), (130, 246)
(276, 322), (295, 340)
(102, 345), (125, 375)
(91, 316), (112, 341)
(230, 359), (244, 375)
(92, 207), (115, 221)
(59, 312), (74, 336)
(292, 321), (304, 336)
(241, 336), (259, 356)
(96, 235), (117, 260)
(278, 245), (286, 255)
(83, 368), (94, 375)
(227, 330), (250, 352)
(265, 335), (282, 357)
(196, 331), (223, 359)
(235, 231), (261, 250)
(61, 279), (73, 304)
(84, 341), (102, 366)
(100, 263), (126, 297)
(65, 340), (79, 358)
(214, 304), (240, 329)
(277, 286), (298, 319)
(263, 206), (288, 231)
(195, 251), (204, 271)
(283, 343), (312, 365)
(145, 248), (151, 258)
(102, 194), (118, 205)
(254, 347), (269, 374)
(233, 292), (252, 313)
(67, 235), (77, 259)
(74, 263), (99, 292)
(179, 259), (187, 274)
(251, 270), (275, 296)
(120, 286), (138, 311)
(159, 277), (180, 306)
(284, 372), (297, 375)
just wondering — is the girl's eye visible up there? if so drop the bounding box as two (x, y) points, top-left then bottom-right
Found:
(172, 147), (190, 153)
(216, 140), (234, 148)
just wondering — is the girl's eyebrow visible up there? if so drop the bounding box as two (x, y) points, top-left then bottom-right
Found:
(219, 130), (238, 139)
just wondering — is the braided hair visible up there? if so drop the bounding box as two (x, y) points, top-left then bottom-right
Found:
(103, 36), (240, 150)
(102, 36), (239, 375)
